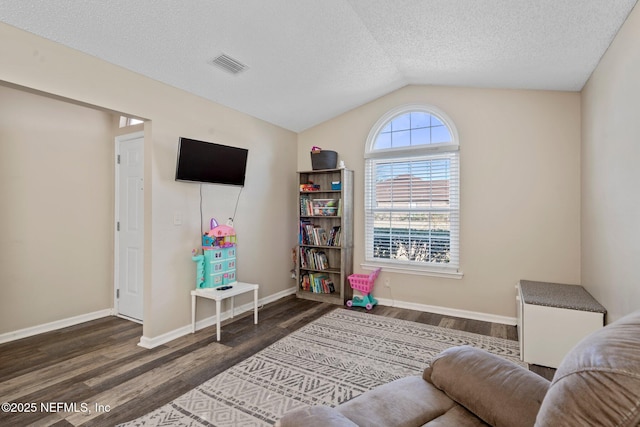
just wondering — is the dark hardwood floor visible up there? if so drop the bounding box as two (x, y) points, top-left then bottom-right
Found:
(0, 295), (554, 426)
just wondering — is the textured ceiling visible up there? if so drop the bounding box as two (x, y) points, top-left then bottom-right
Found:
(0, 0), (637, 132)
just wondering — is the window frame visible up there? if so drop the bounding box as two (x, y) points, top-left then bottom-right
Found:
(363, 104), (463, 279)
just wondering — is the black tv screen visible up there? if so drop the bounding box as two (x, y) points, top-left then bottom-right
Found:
(175, 137), (248, 186)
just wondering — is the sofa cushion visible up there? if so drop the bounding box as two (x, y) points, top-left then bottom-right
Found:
(275, 405), (357, 427)
(423, 405), (489, 426)
(277, 375), (472, 427)
(535, 309), (640, 427)
(337, 376), (462, 427)
(425, 345), (549, 427)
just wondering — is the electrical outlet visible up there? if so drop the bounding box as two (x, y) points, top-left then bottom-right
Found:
(384, 278), (391, 288)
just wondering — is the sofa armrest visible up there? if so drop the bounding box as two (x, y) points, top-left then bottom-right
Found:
(424, 345), (549, 427)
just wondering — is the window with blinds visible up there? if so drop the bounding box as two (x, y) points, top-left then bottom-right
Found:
(364, 106), (460, 274)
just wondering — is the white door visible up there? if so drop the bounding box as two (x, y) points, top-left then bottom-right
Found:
(116, 133), (144, 321)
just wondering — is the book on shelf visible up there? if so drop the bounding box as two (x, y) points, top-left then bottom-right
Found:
(327, 226), (341, 246)
(300, 195), (313, 216)
(307, 225), (325, 246)
(299, 247), (330, 270)
(299, 219), (309, 244)
(316, 227), (328, 246)
(299, 220), (341, 247)
(299, 272), (335, 294)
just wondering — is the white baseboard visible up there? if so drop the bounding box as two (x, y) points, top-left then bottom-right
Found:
(138, 286), (298, 349)
(138, 325), (191, 349)
(376, 297), (517, 326)
(0, 309), (115, 344)
(0, 288), (512, 348)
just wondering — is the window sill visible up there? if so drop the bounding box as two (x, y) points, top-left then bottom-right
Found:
(361, 262), (464, 279)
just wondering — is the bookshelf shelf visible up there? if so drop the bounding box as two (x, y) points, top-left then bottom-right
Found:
(296, 168), (353, 304)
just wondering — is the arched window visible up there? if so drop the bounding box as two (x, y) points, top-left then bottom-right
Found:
(364, 105), (460, 276)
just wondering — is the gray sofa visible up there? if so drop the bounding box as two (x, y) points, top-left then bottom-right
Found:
(277, 309), (640, 427)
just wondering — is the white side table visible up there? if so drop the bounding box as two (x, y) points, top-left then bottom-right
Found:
(191, 282), (259, 341)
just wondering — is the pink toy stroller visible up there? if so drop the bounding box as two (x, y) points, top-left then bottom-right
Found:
(346, 268), (381, 310)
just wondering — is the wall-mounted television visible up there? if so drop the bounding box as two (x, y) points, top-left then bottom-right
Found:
(175, 137), (248, 186)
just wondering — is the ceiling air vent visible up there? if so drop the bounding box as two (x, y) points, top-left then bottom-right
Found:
(209, 53), (247, 75)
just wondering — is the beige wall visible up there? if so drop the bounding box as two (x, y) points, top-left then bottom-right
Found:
(581, 4), (640, 322)
(0, 23), (298, 339)
(0, 84), (115, 333)
(298, 85), (581, 319)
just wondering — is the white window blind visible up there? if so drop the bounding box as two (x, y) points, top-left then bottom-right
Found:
(364, 106), (460, 273)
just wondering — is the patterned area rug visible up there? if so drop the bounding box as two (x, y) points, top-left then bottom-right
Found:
(120, 309), (523, 426)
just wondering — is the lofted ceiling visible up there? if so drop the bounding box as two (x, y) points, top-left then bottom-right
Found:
(0, 0), (637, 132)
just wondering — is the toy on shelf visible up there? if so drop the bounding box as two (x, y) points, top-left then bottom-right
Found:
(300, 181), (321, 192)
(193, 218), (237, 289)
(191, 248), (205, 288)
(346, 268), (381, 310)
(203, 218), (236, 248)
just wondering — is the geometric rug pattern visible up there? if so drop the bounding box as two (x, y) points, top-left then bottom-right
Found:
(119, 309), (523, 426)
